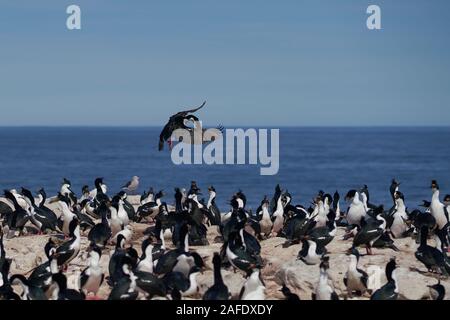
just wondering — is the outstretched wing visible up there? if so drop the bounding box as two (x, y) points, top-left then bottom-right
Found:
(158, 101), (206, 151)
(170, 101), (206, 120)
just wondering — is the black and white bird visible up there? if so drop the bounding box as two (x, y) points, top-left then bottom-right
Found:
(280, 284), (300, 301)
(56, 193), (77, 236)
(239, 269), (266, 300)
(428, 281), (446, 300)
(206, 186), (222, 227)
(387, 179), (401, 215)
(55, 218), (81, 268)
(134, 269), (167, 300)
(225, 229), (263, 275)
(8, 189), (29, 211)
(0, 228), (20, 300)
(137, 242), (155, 274)
(88, 201), (112, 248)
(37, 188), (58, 221)
(270, 191), (286, 237)
(108, 258), (139, 300)
(93, 178), (109, 205)
(36, 189), (59, 223)
(359, 185), (378, 212)
(80, 185), (91, 202)
(79, 246), (104, 299)
(108, 235), (129, 286)
(117, 191), (136, 222)
(60, 178), (75, 200)
(136, 190), (165, 222)
(141, 231), (166, 263)
(158, 101), (206, 151)
(162, 266), (201, 298)
(140, 188), (154, 206)
(28, 239), (58, 292)
(371, 258), (399, 300)
(110, 196), (124, 238)
(21, 188), (57, 233)
(154, 224), (204, 276)
(298, 237), (325, 265)
(345, 190), (367, 227)
(50, 271), (85, 300)
(9, 275), (47, 300)
(203, 253), (230, 301)
(390, 191), (411, 239)
(352, 213), (386, 255)
(0, 198), (13, 219)
(257, 197), (273, 239)
(415, 226), (450, 275)
(344, 248), (368, 297)
(312, 256), (339, 300)
(307, 207), (337, 250)
(2, 190), (30, 237)
(430, 180), (448, 231)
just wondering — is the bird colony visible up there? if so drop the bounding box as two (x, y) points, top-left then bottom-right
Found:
(0, 178), (449, 300)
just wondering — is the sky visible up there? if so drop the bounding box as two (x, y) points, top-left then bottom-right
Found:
(0, 0), (449, 126)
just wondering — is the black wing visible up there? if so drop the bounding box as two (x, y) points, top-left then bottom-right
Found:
(79, 267), (89, 289)
(56, 240), (76, 266)
(358, 268), (369, 288)
(159, 101), (206, 150)
(171, 101), (206, 119)
(298, 240), (309, 259)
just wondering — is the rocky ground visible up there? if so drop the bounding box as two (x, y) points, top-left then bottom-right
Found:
(1, 195), (449, 300)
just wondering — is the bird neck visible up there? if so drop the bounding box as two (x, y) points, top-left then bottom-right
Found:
(432, 189), (440, 202)
(181, 233), (189, 252)
(396, 199), (406, 212)
(175, 197), (183, 212)
(160, 230), (166, 250)
(71, 225), (81, 240)
(389, 270), (399, 293)
(348, 256), (358, 272)
(7, 194), (21, 210)
(319, 268), (329, 284)
(420, 228), (429, 247)
(352, 193), (361, 205)
(144, 246), (153, 264)
(37, 194), (44, 207)
(213, 261), (224, 285)
(207, 192), (216, 209)
(262, 206), (270, 219)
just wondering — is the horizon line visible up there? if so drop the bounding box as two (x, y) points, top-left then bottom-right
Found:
(0, 124), (449, 129)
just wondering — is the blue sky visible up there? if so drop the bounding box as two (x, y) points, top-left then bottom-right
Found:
(0, 0), (449, 126)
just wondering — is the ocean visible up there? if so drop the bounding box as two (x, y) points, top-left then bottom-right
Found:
(0, 127), (449, 211)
